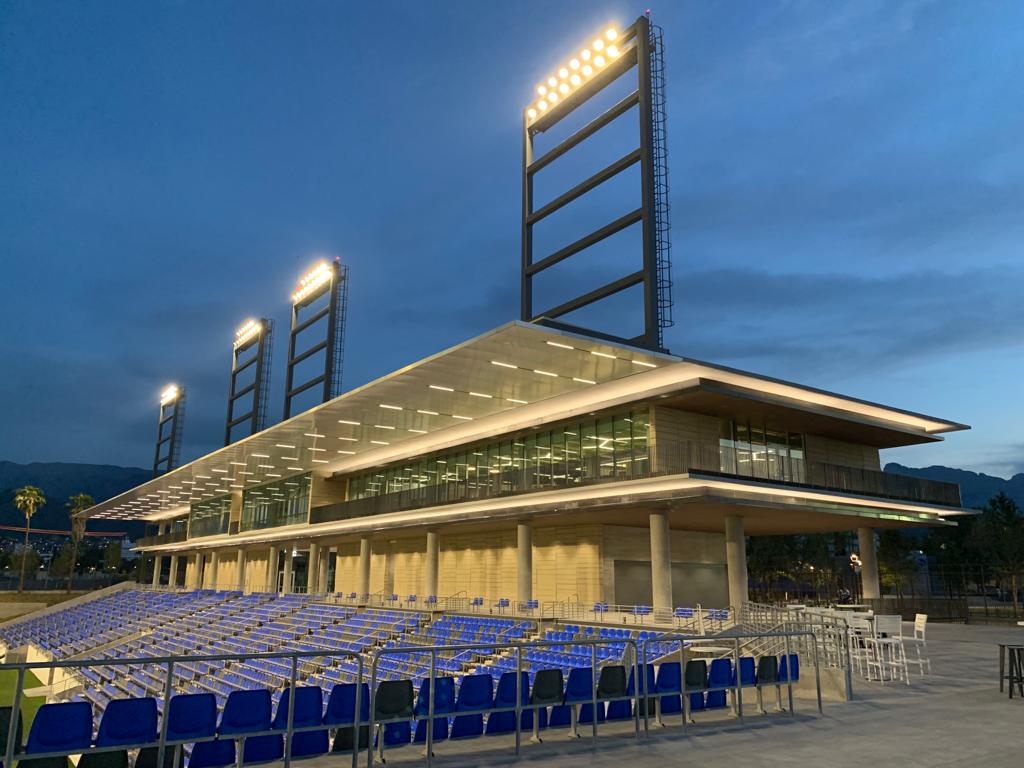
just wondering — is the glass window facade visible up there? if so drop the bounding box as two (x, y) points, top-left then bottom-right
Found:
(347, 408), (650, 504)
(241, 474), (312, 532)
(188, 496), (230, 539)
(718, 421), (805, 483)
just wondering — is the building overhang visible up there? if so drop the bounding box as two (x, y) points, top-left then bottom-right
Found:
(136, 472), (969, 553)
(83, 321), (968, 523)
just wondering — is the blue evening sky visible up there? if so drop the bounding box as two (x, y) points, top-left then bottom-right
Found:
(1, 1), (1022, 476)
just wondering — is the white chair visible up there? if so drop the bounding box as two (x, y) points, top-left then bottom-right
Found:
(871, 614), (910, 685)
(846, 616), (874, 678)
(904, 613), (931, 676)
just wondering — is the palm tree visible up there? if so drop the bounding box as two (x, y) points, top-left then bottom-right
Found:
(13, 486), (45, 593)
(65, 493), (93, 593)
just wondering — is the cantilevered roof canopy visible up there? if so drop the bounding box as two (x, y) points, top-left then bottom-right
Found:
(82, 322), (967, 522)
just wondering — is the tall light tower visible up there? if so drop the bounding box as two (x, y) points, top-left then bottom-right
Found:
(224, 317), (274, 445)
(282, 258), (350, 419)
(153, 383), (185, 477)
(520, 16), (674, 351)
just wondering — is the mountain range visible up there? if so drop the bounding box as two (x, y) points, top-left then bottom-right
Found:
(0, 460), (1018, 538)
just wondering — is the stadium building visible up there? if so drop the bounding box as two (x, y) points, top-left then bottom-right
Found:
(83, 320), (969, 614)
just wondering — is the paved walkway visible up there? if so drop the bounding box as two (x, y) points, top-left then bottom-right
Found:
(345, 621), (1022, 767)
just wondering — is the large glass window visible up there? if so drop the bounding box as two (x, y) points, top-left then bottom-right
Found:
(347, 407), (651, 504)
(188, 497), (230, 539)
(719, 422), (805, 484)
(241, 473), (311, 532)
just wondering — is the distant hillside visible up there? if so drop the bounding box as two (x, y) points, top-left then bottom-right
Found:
(885, 463), (1024, 510)
(0, 461), (150, 536)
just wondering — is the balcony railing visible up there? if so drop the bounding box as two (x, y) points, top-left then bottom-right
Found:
(137, 530), (188, 547)
(311, 440), (961, 524)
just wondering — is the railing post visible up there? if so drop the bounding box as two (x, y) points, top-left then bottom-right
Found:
(733, 637), (744, 721)
(157, 659), (174, 768)
(284, 656), (297, 768)
(426, 649), (436, 767)
(783, 633), (794, 715)
(590, 643), (598, 747)
(5, 667), (24, 768)
(811, 631), (823, 714)
(514, 646), (523, 754)
(351, 653), (363, 768)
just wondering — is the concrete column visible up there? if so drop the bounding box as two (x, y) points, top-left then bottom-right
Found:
(235, 548), (245, 591)
(320, 548), (331, 595)
(649, 511), (673, 611)
(858, 527), (880, 600)
(187, 554), (198, 589)
(517, 522), (533, 604)
(168, 554), (179, 589)
(151, 554), (162, 587)
(209, 551), (220, 590)
(358, 538), (371, 599)
(424, 531), (439, 598)
(267, 545), (278, 593)
(725, 516), (749, 611)
(283, 547), (294, 593)
(308, 542), (321, 593)
(194, 553), (204, 589)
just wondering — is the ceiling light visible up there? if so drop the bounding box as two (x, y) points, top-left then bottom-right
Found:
(417, 409), (439, 416)
(274, 444), (295, 449)
(370, 440), (390, 446)
(379, 404), (402, 410)
(534, 369), (558, 377)
(251, 453), (270, 458)
(429, 385), (454, 392)
(631, 360), (657, 368)
(338, 419), (360, 425)
(507, 398), (528, 404)
(452, 415), (473, 421)
(304, 432), (325, 438)
(469, 391), (492, 398)
(491, 361), (517, 369)
(573, 378), (597, 385)
(590, 350), (616, 359)
(374, 425), (396, 430)
(546, 341), (574, 350)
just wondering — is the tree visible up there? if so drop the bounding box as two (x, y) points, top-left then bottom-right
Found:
(13, 486), (45, 593)
(970, 492), (1024, 612)
(11, 548), (41, 578)
(65, 493), (93, 593)
(49, 544), (75, 578)
(104, 542), (122, 573)
(877, 529), (915, 597)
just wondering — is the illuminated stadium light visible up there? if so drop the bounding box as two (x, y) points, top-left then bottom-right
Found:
(233, 319), (262, 349)
(526, 25), (621, 124)
(160, 384), (180, 406)
(291, 260), (334, 305)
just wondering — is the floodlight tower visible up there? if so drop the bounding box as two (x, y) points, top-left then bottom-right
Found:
(282, 258), (350, 420)
(153, 384), (185, 477)
(224, 317), (274, 445)
(521, 15), (674, 351)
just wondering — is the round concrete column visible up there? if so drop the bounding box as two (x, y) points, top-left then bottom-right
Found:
(725, 516), (748, 612)
(649, 512), (673, 611)
(517, 522), (533, 605)
(320, 548), (331, 595)
(267, 545), (279, 593)
(168, 554), (179, 589)
(235, 548), (245, 592)
(358, 538), (372, 600)
(858, 527), (880, 600)
(151, 554), (162, 587)
(283, 547), (294, 593)
(308, 542), (321, 594)
(424, 531), (439, 598)
(209, 551), (220, 590)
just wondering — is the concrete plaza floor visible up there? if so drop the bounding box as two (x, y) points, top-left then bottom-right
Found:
(359, 621), (1022, 767)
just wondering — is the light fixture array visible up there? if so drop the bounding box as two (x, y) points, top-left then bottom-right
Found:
(527, 27), (621, 123)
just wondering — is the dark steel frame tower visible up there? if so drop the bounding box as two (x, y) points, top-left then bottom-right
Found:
(224, 317), (274, 445)
(153, 384), (185, 477)
(521, 15), (673, 351)
(283, 258), (349, 420)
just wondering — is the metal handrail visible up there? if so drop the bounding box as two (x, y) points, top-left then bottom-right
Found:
(0, 646), (365, 768)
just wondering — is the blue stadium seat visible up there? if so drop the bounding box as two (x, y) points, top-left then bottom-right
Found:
(25, 701), (93, 756)
(275, 687), (327, 759)
(486, 671), (541, 734)
(138, 693), (216, 768)
(324, 683), (369, 726)
(217, 689), (279, 765)
(706, 658), (733, 709)
(97, 697), (159, 747)
(450, 674), (493, 739)
(779, 654), (800, 683)
(413, 677), (455, 743)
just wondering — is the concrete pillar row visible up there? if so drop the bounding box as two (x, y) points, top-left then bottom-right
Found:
(649, 511), (673, 611)
(319, 548), (331, 595)
(267, 545), (279, 594)
(235, 548), (245, 592)
(358, 538), (372, 599)
(424, 531), (439, 599)
(308, 542), (321, 594)
(517, 522), (533, 605)
(858, 527), (880, 600)
(168, 554), (179, 589)
(725, 516), (749, 612)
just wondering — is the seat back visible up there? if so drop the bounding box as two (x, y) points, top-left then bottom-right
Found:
(494, 671), (529, 707)
(914, 613), (928, 638)
(529, 669), (564, 706)
(274, 686), (324, 728)
(707, 658), (732, 689)
(96, 697), (159, 747)
(756, 655), (778, 685)
(25, 701), (92, 754)
(737, 656), (756, 686)
(167, 694), (217, 741)
(683, 660), (707, 692)
(597, 665), (627, 700)
(414, 677), (456, 717)
(655, 661), (681, 694)
(374, 680), (414, 720)
(875, 615), (903, 639)
(325, 683), (369, 725)
(563, 668), (593, 703)
(779, 654), (799, 682)
(455, 674), (493, 711)
(219, 689), (272, 735)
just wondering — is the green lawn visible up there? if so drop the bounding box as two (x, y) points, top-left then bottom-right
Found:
(0, 668), (46, 733)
